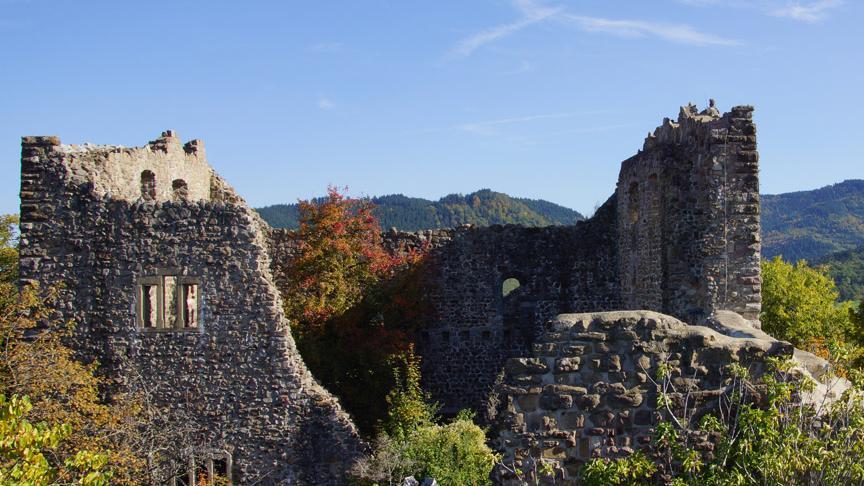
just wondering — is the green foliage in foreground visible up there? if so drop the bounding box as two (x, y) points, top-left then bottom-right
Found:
(352, 358), (499, 486)
(581, 358), (864, 485)
(0, 394), (111, 485)
(0, 215), (18, 285)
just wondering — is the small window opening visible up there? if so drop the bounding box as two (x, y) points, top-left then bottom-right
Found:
(140, 284), (158, 328)
(141, 170), (157, 201)
(169, 450), (232, 486)
(181, 284), (198, 328)
(137, 275), (200, 330)
(502, 277), (521, 297)
(172, 179), (189, 202)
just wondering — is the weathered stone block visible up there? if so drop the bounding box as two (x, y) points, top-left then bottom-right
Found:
(507, 358), (550, 375)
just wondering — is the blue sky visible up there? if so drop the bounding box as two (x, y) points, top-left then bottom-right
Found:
(1, 0), (861, 216)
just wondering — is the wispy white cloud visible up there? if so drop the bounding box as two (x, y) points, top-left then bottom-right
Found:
(674, 0), (844, 22)
(449, 0), (738, 58)
(562, 14), (739, 46)
(317, 97), (335, 110)
(771, 0), (843, 22)
(451, 0), (562, 57)
(456, 111), (607, 135)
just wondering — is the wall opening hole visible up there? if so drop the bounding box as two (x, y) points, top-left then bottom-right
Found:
(140, 170), (156, 201)
(172, 179), (189, 202)
(502, 277), (521, 297)
(140, 284), (157, 328)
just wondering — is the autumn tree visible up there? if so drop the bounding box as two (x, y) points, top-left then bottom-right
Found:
(280, 187), (430, 433)
(283, 187), (401, 334)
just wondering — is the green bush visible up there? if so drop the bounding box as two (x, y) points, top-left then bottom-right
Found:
(761, 256), (854, 346)
(580, 357), (864, 485)
(403, 411), (499, 486)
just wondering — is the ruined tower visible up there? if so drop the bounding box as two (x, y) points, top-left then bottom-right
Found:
(18, 132), (362, 484)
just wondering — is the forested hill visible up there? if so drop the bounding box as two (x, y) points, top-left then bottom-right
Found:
(256, 189), (585, 230)
(815, 244), (864, 302)
(762, 179), (864, 262)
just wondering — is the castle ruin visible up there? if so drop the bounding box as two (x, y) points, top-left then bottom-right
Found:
(18, 103), (844, 484)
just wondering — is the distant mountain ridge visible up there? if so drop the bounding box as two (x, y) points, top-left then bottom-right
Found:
(762, 179), (864, 262)
(256, 189), (585, 231)
(257, 180), (864, 263)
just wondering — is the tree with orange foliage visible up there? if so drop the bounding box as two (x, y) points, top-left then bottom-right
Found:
(281, 187), (431, 433)
(283, 187), (403, 335)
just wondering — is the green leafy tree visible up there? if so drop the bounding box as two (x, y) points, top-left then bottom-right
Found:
(761, 256), (854, 346)
(0, 214), (18, 285)
(0, 394), (112, 485)
(382, 346), (438, 440)
(403, 411), (499, 486)
(0, 282), (149, 483)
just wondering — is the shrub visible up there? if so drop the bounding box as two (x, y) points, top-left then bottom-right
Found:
(761, 256), (854, 346)
(403, 411), (499, 486)
(581, 356), (864, 485)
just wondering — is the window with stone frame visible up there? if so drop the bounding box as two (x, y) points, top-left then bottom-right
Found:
(137, 274), (201, 330)
(169, 449), (232, 486)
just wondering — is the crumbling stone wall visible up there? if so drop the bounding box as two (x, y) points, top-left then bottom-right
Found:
(617, 105), (761, 323)
(19, 133), (362, 484)
(491, 311), (794, 484)
(302, 104), (760, 416)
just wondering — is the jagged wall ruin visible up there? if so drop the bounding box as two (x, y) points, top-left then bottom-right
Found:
(19, 102), (767, 484)
(18, 133), (362, 484)
(271, 104), (761, 416)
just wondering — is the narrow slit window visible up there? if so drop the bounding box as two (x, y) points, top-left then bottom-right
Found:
(141, 284), (158, 328)
(181, 283), (198, 328)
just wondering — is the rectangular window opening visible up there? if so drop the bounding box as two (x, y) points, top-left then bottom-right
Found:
(137, 274), (201, 331)
(181, 283), (198, 328)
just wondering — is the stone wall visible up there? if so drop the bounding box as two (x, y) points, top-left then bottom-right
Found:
(491, 311), (794, 484)
(18, 133), (363, 484)
(375, 201), (622, 415)
(304, 104), (760, 416)
(617, 105), (761, 324)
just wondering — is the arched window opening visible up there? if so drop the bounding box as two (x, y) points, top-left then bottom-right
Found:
(172, 179), (189, 202)
(502, 277), (521, 297)
(628, 182), (639, 223)
(140, 170), (156, 201)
